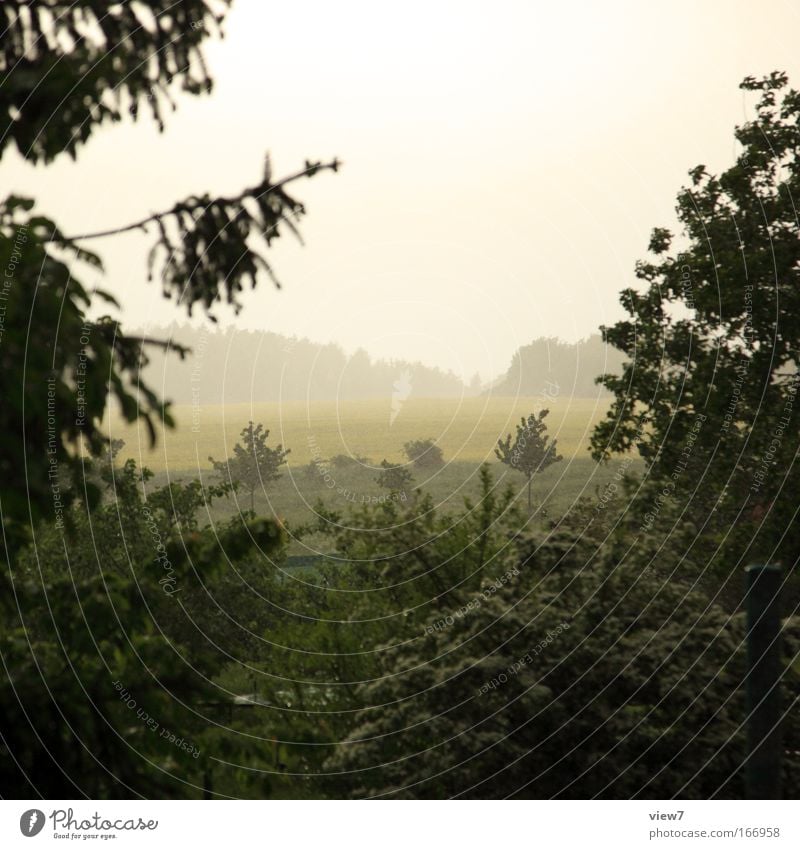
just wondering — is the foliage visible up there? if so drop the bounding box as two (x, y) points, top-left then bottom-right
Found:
(329, 453), (370, 469)
(4, 452), (286, 798)
(0, 3), (336, 794)
(145, 477), (236, 533)
(0, 569), (211, 797)
(209, 421), (290, 512)
(403, 438), (445, 469)
(6, 8), (799, 801)
(590, 72), (800, 580)
(376, 459), (414, 492)
(225, 466), (530, 795)
(0, 1), (229, 163)
(136, 157), (338, 316)
(0, 6), (336, 550)
(492, 335), (622, 398)
(0, 198), (180, 545)
(323, 533), (800, 798)
(495, 409), (562, 508)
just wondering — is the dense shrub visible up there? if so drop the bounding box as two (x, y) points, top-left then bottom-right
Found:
(403, 439), (445, 469)
(323, 533), (800, 798)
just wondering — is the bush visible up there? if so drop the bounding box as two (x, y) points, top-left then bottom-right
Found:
(6, 457), (286, 798)
(323, 534), (800, 798)
(327, 453), (370, 469)
(403, 439), (444, 469)
(376, 459), (414, 491)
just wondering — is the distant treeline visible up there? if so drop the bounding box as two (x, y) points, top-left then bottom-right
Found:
(133, 324), (469, 404)
(489, 334), (625, 398)
(131, 325), (624, 403)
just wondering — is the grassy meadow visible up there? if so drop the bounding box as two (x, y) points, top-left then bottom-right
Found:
(107, 396), (613, 469)
(105, 395), (636, 537)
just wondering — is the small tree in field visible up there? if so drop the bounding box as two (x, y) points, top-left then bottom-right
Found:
(376, 460), (414, 492)
(403, 438), (444, 469)
(209, 421), (289, 512)
(495, 409), (562, 509)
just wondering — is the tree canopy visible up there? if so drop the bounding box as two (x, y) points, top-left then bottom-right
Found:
(0, 3), (336, 545)
(0, 1), (333, 798)
(591, 72), (800, 576)
(1, 1), (228, 163)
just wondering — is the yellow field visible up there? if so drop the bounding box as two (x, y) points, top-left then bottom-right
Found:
(105, 396), (611, 474)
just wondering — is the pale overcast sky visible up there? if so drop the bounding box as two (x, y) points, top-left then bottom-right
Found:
(5, 0), (800, 380)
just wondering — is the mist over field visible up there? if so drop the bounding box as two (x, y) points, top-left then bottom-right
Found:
(132, 324), (624, 404)
(4, 0), (800, 819)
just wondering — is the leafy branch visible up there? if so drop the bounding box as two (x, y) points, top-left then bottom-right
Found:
(63, 157), (341, 316)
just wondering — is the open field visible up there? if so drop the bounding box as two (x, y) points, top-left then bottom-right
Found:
(105, 396), (639, 541)
(105, 396), (615, 474)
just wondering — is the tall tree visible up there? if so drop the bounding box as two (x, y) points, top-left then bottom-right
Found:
(0, 1), (337, 547)
(495, 409), (562, 509)
(209, 421), (289, 513)
(590, 72), (800, 572)
(0, 3), (332, 797)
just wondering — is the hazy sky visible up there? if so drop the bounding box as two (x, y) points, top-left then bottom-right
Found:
(6, 0), (800, 380)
